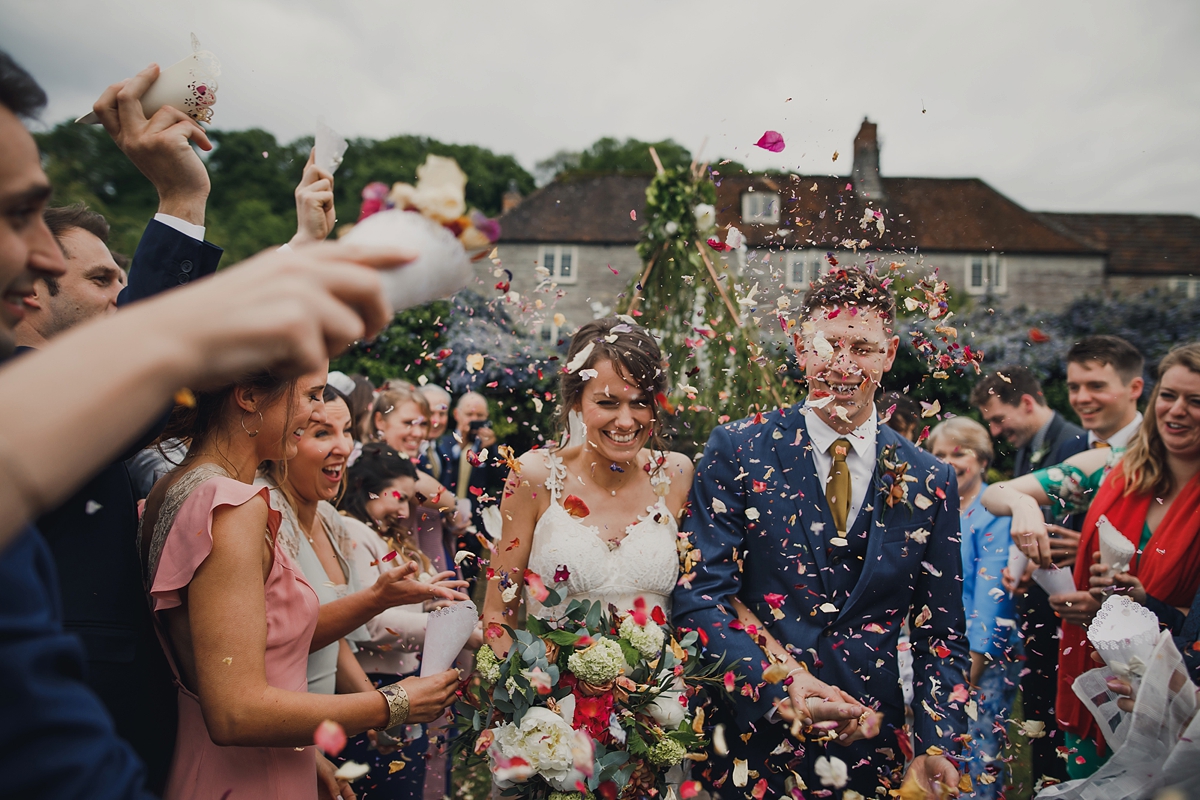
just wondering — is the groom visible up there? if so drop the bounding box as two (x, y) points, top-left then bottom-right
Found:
(673, 269), (967, 797)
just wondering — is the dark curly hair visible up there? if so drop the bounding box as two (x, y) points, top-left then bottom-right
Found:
(557, 317), (668, 456)
(339, 441), (419, 526)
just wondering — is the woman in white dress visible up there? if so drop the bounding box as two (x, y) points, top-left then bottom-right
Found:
(482, 318), (692, 654)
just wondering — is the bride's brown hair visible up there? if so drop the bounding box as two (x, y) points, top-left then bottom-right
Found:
(557, 317), (669, 457)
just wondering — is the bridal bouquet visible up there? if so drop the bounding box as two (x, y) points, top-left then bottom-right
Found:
(454, 588), (727, 800)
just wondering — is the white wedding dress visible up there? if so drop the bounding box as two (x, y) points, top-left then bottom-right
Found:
(523, 449), (679, 621)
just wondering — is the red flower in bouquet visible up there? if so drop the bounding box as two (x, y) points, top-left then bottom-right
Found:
(572, 690), (615, 742)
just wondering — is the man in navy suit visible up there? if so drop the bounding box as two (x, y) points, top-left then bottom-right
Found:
(11, 64), (221, 795)
(674, 269), (968, 797)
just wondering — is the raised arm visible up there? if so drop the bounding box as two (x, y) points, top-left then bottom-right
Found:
(289, 150), (336, 248)
(480, 454), (547, 656)
(0, 240), (405, 554)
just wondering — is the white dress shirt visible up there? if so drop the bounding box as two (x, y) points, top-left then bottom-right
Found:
(1088, 412), (1143, 452)
(804, 407), (877, 532)
(153, 213), (205, 241)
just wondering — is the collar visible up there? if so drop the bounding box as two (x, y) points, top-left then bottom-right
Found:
(1089, 412), (1143, 450)
(1029, 413), (1055, 455)
(804, 405), (878, 458)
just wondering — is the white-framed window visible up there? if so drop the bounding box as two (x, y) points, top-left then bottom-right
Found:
(1172, 277), (1200, 298)
(786, 250), (823, 288)
(741, 191), (780, 224)
(965, 253), (1007, 295)
(540, 245), (579, 284)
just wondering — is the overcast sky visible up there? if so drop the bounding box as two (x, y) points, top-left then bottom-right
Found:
(4, 0), (1198, 215)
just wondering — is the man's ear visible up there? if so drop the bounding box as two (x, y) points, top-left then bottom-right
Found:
(792, 331), (807, 371)
(1128, 376), (1145, 401)
(882, 335), (900, 371)
(1020, 394), (1038, 414)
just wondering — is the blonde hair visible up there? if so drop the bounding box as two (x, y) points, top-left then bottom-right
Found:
(1122, 342), (1200, 498)
(364, 386), (431, 443)
(926, 416), (994, 468)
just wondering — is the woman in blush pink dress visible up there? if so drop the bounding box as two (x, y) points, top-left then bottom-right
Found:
(139, 365), (463, 800)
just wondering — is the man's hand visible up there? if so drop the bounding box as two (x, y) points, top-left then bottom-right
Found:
(90, 64), (211, 225)
(291, 150), (337, 247)
(475, 426), (498, 449)
(1049, 589), (1101, 627)
(901, 755), (960, 799)
(774, 669), (877, 744)
(1048, 524), (1081, 569)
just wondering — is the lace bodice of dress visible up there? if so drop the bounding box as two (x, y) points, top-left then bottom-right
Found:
(524, 451), (679, 620)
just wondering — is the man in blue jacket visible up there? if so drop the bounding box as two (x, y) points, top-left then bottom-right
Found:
(11, 63), (222, 795)
(674, 268), (967, 797)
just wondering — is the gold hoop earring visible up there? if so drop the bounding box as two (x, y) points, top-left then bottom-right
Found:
(241, 410), (263, 438)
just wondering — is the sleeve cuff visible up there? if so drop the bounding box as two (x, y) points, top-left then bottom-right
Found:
(153, 213), (205, 242)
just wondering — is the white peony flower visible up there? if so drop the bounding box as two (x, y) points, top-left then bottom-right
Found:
(664, 220), (679, 235)
(814, 755), (848, 788)
(693, 204), (716, 232)
(490, 707), (577, 790)
(646, 690), (688, 729)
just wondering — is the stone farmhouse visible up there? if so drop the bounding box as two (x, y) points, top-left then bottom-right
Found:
(490, 120), (1199, 343)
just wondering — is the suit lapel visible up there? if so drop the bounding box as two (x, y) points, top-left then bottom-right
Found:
(765, 408), (833, 596)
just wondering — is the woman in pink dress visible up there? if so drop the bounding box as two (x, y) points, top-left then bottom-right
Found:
(139, 365), (463, 800)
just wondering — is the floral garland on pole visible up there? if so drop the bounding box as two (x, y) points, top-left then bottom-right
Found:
(620, 153), (792, 451)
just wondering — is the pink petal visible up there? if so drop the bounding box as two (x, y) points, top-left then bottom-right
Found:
(755, 130), (785, 153)
(314, 719), (347, 756)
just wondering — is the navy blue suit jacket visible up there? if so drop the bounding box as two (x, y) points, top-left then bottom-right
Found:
(673, 407), (967, 791)
(27, 219), (221, 796)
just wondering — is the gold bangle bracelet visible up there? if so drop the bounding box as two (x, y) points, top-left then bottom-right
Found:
(376, 682), (410, 730)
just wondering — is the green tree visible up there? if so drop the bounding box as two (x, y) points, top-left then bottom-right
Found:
(535, 136), (694, 183)
(334, 136), (535, 230)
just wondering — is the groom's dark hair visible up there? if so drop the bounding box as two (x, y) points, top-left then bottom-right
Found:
(799, 267), (896, 322)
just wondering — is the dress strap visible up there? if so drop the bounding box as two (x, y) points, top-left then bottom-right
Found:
(542, 450), (567, 501)
(648, 451), (671, 497)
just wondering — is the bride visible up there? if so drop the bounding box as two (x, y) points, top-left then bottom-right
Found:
(481, 317), (691, 653)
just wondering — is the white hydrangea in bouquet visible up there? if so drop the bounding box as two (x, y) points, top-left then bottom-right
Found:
(454, 586), (730, 800)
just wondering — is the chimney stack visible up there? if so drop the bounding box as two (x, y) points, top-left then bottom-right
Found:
(851, 118), (885, 203)
(502, 179), (522, 213)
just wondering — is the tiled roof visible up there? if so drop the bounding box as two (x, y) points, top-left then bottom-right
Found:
(1038, 212), (1200, 276)
(712, 174), (1101, 255)
(498, 174), (648, 244)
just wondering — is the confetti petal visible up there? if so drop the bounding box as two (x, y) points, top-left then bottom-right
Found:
(754, 130), (786, 153)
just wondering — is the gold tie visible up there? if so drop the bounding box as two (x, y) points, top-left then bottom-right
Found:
(456, 446), (473, 500)
(426, 442), (441, 480)
(826, 438), (852, 536)
(1092, 441), (1111, 449)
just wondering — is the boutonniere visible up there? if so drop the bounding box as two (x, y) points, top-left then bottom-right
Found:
(878, 444), (917, 509)
(1029, 444), (1050, 468)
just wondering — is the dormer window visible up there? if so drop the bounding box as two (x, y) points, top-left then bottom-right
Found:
(741, 191), (780, 224)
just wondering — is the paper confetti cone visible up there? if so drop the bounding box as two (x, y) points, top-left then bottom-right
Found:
(341, 209), (474, 311)
(1007, 544), (1029, 595)
(420, 600), (478, 677)
(1097, 515), (1137, 576)
(314, 117), (348, 175)
(1088, 594), (1160, 691)
(1032, 565), (1077, 597)
(78, 34), (219, 125)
